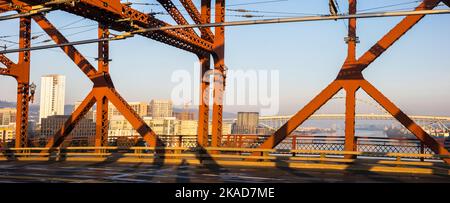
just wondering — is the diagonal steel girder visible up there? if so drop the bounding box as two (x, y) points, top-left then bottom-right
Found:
(32, 14), (99, 79)
(357, 0), (442, 71)
(257, 0), (449, 158)
(0, 67), (12, 76)
(27, 14), (159, 148)
(0, 2), (13, 13)
(157, 0), (198, 36)
(13, 0), (213, 55)
(180, 0), (215, 42)
(0, 54), (15, 68)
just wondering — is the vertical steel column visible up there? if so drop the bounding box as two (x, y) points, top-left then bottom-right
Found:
(95, 24), (110, 148)
(197, 56), (211, 147)
(197, 0), (212, 147)
(346, 0), (357, 63)
(211, 0), (225, 147)
(15, 17), (31, 148)
(342, 0), (358, 159)
(343, 84), (358, 158)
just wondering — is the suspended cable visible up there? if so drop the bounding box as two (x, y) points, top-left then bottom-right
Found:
(135, 9), (450, 32)
(359, 0), (422, 12)
(0, 24), (97, 39)
(227, 0), (289, 7)
(226, 9), (321, 16)
(127, 0), (289, 7)
(34, 27), (98, 45)
(1, 8), (449, 54)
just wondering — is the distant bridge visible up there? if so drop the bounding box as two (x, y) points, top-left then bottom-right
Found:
(225, 114), (450, 122)
(225, 114), (450, 135)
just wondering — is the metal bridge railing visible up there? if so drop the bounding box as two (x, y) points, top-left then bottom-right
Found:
(1, 145), (450, 175)
(6, 135), (449, 161)
(1, 146), (449, 163)
(274, 136), (444, 157)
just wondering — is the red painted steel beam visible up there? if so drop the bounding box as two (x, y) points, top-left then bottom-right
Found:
(357, 0), (441, 71)
(94, 25), (110, 148)
(26, 14), (159, 148)
(258, 81), (342, 149)
(360, 80), (450, 164)
(0, 55), (15, 69)
(15, 0), (213, 54)
(157, 0), (198, 36)
(104, 88), (159, 147)
(259, 0), (444, 149)
(0, 2), (13, 13)
(180, 0), (215, 42)
(343, 82), (359, 159)
(0, 67), (10, 75)
(197, 56), (210, 147)
(197, 0), (213, 147)
(31, 14), (98, 79)
(340, 0), (359, 159)
(211, 0), (226, 147)
(346, 0), (357, 63)
(46, 91), (96, 148)
(14, 16), (31, 148)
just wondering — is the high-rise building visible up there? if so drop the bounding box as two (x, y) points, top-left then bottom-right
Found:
(149, 99), (173, 118)
(39, 74), (65, 123)
(234, 112), (259, 134)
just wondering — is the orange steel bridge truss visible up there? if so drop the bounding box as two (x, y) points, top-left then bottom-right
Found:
(0, 0), (449, 164)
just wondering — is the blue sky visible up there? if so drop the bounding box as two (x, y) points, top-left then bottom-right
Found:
(0, 0), (449, 116)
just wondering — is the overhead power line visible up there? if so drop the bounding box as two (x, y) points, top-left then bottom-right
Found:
(134, 9), (450, 32)
(126, 0), (289, 7)
(359, 0), (422, 12)
(1, 9), (450, 54)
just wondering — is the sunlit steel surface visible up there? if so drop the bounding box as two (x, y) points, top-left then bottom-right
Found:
(0, 0), (449, 167)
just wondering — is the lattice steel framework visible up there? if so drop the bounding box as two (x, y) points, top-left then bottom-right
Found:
(257, 0), (450, 164)
(0, 0), (225, 149)
(0, 0), (449, 164)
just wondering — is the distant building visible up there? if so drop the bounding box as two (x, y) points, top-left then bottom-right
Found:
(107, 116), (232, 139)
(0, 124), (15, 143)
(108, 116), (178, 139)
(178, 120), (198, 135)
(209, 122), (233, 136)
(234, 112), (259, 134)
(108, 102), (121, 118)
(0, 108), (16, 125)
(107, 102), (149, 118)
(176, 120), (232, 136)
(39, 75), (65, 123)
(129, 102), (149, 117)
(150, 99), (173, 118)
(73, 101), (95, 120)
(174, 111), (195, 121)
(147, 117), (177, 135)
(40, 115), (95, 140)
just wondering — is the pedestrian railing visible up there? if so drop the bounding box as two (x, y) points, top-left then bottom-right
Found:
(1, 146), (449, 165)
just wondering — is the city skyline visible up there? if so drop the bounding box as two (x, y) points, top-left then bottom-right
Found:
(0, 0), (449, 185)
